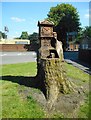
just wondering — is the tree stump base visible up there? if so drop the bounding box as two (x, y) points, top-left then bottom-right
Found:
(37, 58), (75, 108)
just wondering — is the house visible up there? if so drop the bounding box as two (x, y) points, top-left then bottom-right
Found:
(68, 43), (79, 51)
(79, 37), (91, 50)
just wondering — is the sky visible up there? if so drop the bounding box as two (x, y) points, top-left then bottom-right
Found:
(0, 1), (90, 38)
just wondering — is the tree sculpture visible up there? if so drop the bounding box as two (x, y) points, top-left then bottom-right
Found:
(37, 20), (74, 108)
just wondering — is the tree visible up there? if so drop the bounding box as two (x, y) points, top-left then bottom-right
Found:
(20, 31), (28, 39)
(0, 31), (7, 39)
(47, 3), (81, 50)
(2, 32), (7, 39)
(76, 26), (91, 44)
(82, 26), (91, 38)
(0, 31), (2, 39)
(28, 32), (39, 45)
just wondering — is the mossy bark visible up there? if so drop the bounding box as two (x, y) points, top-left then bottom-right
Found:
(37, 58), (73, 108)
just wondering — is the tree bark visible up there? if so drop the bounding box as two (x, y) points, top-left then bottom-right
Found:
(37, 58), (73, 108)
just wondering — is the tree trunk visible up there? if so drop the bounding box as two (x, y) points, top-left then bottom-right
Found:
(37, 58), (73, 108)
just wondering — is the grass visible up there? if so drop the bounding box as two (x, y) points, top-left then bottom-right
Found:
(2, 83), (44, 118)
(1, 62), (37, 76)
(78, 97), (89, 118)
(64, 62), (90, 118)
(77, 92), (91, 118)
(1, 62), (45, 118)
(0, 62), (90, 118)
(64, 62), (89, 83)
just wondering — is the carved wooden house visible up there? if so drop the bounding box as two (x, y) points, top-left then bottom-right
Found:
(38, 20), (63, 60)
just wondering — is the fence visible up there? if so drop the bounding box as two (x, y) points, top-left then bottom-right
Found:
(78, 48), (91, 64)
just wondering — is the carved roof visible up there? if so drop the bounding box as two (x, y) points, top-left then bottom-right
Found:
(38, 20), (54, 26)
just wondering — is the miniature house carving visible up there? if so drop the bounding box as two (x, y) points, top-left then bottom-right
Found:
(36, 19), (78, 111)
(37, 20), (71, 105)
(38, 20), (63, 61)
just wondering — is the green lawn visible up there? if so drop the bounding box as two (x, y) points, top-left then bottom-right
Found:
(0, 62), (90, 118)
(2, 62), (37, 76)
(1, 62), (45, 118)
(64, 62), (89, 83)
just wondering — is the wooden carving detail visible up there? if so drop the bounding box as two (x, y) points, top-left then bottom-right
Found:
(41, 27), (52, 34)
(41, 27), (53, 37)
(37, 20), (74, 110)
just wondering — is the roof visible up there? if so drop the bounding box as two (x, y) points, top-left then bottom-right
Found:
(38, 19), (54, 26)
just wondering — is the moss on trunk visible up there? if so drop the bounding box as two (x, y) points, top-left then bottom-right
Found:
(37, 58), (75, 108)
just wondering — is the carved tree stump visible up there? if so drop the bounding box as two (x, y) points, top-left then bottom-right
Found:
(37, 20), (76, 109)
(37, 58), (73, 108)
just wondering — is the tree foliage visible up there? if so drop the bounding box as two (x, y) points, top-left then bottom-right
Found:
(20, 31), (28, 39)
(47, 3), (81, 49)
(0, 31), (7, 39)
(28, 32), (39, 45)
(0, 31), (2, 39)
(76, 26), (91, 43)
(82, 26), (91, 38)
(19, 31), (39, 47)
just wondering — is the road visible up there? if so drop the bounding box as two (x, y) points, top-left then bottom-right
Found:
(0, 51), (78, 65)
(0, 52), (37, 65)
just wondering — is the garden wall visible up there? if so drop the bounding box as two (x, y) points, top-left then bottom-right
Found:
(0, 44), (38, 52)
(78, 49), (91, 64)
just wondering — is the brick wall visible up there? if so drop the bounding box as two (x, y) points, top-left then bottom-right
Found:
(0, 44), (39, 52)
(0, 44), (29, 52)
